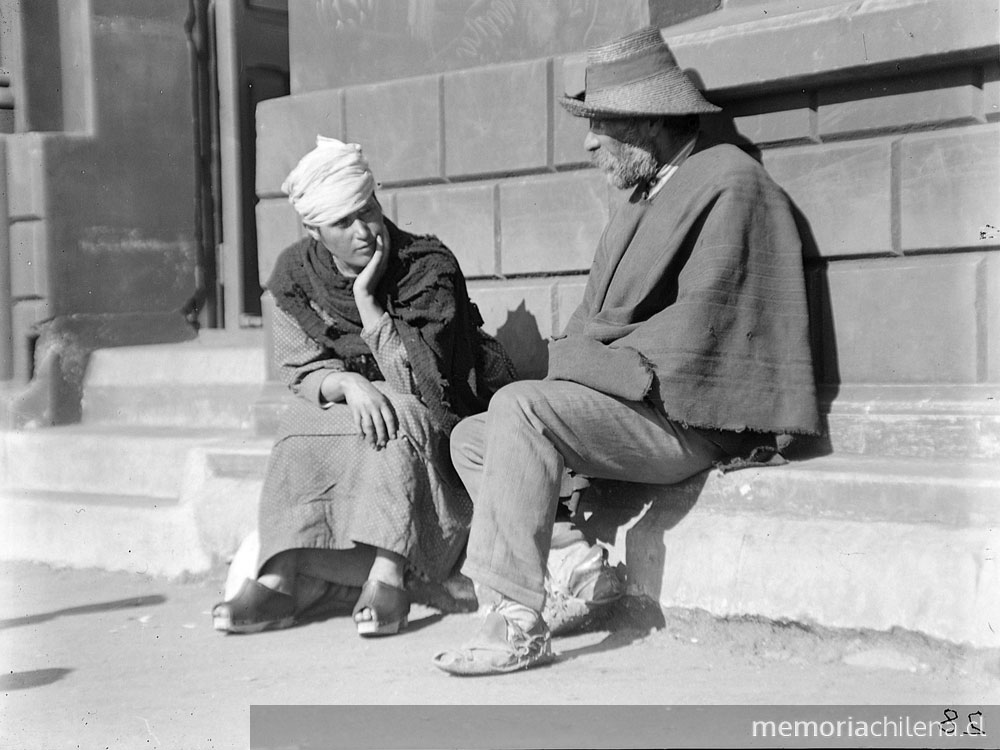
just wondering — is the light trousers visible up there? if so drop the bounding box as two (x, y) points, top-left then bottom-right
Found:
(451, 380), (726, 611)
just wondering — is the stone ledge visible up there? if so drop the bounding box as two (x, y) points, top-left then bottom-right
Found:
(576, 454), (1000, 648)
(664, 0), (1000, 97)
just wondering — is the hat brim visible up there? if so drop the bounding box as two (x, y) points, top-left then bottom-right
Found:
(560, 93), (721, 118)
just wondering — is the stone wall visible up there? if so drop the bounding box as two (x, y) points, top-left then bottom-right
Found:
(1, 0), (201, 421)
(255, 0), (999, 454)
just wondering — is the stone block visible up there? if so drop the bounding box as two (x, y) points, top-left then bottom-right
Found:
(444, 59), (549, 177)
(345, 76), (441, 184)
(899, 124), (1000, 251)
(985, 62), (1000, 121)
(721, 92), (813, 146)
(256, 90), (344, 197)
(820, 256), (980, 384)
(763, 141), (892, 257)
(8, 221), (48, 298)
(11, 299), (49, 381)
(499, 171), (607, 275)
(818, 68), (981, 137)
(468, 280), (553, 379)
(5, 134), (46, 220)
(394, 183), (496, 278)
(553, 55), (590, 167)
(988, 253), (1000, 383)
(553, 276), (588, 336)
(377, 191), (397, 223)
(256, 198), (303, 285)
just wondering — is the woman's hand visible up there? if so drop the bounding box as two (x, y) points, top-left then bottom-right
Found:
(353, 235), (389, 329)
(335, 372), (398, 450)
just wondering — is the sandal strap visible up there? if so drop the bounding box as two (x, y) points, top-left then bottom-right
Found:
(352, 579), (409, 621)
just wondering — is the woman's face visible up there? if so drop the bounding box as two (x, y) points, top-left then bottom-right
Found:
(307, 197), (388, 273)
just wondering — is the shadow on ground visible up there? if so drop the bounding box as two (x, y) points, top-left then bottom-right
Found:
(0, 595), (167, 630)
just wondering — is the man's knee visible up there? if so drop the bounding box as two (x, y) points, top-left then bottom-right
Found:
(487, 380), (552, 422)
(450, 413), (485, 467)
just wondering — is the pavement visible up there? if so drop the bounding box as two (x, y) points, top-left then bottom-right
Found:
(1, 561), (998, 749)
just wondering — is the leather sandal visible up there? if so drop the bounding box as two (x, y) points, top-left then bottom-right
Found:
(352, 580), (409, 637)
(212, 578), (295, 634)
(433, 600), (554, 676)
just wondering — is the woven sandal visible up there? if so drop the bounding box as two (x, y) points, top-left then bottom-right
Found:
(353, 580), (409, 637)
(433, 604), (554, 676)
(212, 578), (295, 634)
(543, 543), (624, 636)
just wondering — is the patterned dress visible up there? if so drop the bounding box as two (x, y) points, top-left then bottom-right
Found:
(257, 299), (515, 582)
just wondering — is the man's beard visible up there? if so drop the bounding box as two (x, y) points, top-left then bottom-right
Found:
(592, 138), (659, 190)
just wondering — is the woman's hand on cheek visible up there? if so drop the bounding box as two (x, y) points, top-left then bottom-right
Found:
(353, 235), (389, 329)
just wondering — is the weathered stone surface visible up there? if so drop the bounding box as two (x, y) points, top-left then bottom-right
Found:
(987, 253), (1000, 383)
(255, 198), (302, 285)
(256, 90), (344, 196)
(468, 280), (553, 378)
(553, 276), (588, 336)
(985, 61), (1000, 121)
(288, 0), (646, 93)
(899, 124), (1000, 251)
(10, 299), (49, 381)
(721, 91), (813, 145)
(818, 68), (981, 137)
(820, 256), (980, 384)
(499, 171), (607, 274)
(763, 140), (892, 257)
(394, 183), (495, 278)
(8, 222), (47, 298)
(553, 55), (590, 167)
(444, 59), (549, 176)
(345, 76), (441, 184)
(665, 0), (1000, 94)
(5, 134), (46, 220)
(581, 454), (1000, 648)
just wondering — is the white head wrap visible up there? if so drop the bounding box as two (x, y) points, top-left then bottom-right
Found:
(281, 136), (376, 226)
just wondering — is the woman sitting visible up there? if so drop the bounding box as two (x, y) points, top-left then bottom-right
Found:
(212, 137), (515, 637)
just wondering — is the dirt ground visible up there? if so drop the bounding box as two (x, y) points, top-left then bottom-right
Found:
(1, 561), (997, 749)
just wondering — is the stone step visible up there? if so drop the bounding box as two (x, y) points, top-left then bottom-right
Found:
(577, 454), (1000, 649)
(819, 385), (1000, 460)
(0, 489), (213, 578)
(0, 425), (251, 499)
(3, 425), (996, 647)
(80, 331), (267, 429)
(0, 431), (274, 577)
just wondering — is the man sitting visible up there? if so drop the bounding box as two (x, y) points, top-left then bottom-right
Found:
(434, 26), (820, 676)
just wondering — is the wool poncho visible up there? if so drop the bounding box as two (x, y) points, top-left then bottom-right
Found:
(548, 142), (821, 436)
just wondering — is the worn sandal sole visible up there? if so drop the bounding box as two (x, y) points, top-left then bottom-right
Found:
(356, 614), (408, 637)
(213, 613), (295, 634)
(432, 647), (554, 675)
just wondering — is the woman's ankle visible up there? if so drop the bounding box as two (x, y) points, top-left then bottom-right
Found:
(367, 549), (406, 589)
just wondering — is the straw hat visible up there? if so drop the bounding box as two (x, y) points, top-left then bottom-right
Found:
(560, 26), (720, 118)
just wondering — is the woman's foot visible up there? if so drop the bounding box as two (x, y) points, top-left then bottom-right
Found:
(212, 578), (295, 634)
(352, 579), (410, 637)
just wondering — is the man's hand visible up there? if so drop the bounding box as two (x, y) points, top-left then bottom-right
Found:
(340, 373), (398, 450)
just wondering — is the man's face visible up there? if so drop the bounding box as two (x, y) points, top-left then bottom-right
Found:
(585, 118), (659, 190)
(306, 196), (387, 273)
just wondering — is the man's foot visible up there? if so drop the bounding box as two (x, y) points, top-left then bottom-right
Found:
(543, 541), (624, 636)
(433, 598), (554, 676)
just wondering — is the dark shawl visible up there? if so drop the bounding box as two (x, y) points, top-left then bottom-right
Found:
(267, 219), (490, 433)
(548, 141), (821, 436)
